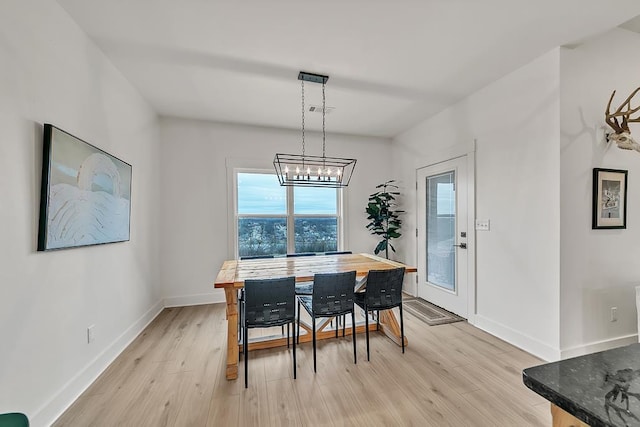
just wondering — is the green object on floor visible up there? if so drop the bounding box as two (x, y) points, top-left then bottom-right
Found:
(0, 413), (29, 427)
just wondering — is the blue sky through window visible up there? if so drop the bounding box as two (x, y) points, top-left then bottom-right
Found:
(237, 173), (285, 214)
(294, 186), (337, 214)
(238, 172), (337, 215)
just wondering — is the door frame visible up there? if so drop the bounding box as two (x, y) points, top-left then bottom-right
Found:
(415, 152), (476, 325)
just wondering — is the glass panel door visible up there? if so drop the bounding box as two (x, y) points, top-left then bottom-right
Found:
(426, 171), (456, 292)
(417, 155), (469, 318)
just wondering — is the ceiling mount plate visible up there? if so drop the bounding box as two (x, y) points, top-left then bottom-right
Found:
(298, 71), (329, 84)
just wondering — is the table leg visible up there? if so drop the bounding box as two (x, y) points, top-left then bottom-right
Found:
(224, 288), (239, 380)
(378, 308), (408, 347)
(550, 404), (589, 427)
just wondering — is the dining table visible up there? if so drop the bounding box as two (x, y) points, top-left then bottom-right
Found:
(214, 252), (417, 380)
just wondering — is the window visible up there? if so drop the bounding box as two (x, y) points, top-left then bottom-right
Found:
(236, 171), (341, 257)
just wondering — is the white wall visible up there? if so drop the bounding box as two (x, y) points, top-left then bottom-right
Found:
(559, 28), (640, 357)
(393, 50), (562, 361)
(0, 2), (161, 425)
(159, 117), (392, 304)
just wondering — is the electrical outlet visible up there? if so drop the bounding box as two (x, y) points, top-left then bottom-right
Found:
(475, 219), (490, 231)
(87, 325), (95, 343)
(610, 307), (618, 322)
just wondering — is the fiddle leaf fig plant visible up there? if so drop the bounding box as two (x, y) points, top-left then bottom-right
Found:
(366, 180), (404, 259)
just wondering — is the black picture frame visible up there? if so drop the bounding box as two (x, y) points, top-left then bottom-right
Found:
(38, 124), (132, 251)
(592, 168), (627, 229)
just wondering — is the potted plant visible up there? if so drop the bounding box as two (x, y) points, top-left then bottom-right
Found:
(365, 180), (404, 259)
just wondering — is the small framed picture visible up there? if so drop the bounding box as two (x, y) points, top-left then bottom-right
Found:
(592, 168), (628, 229)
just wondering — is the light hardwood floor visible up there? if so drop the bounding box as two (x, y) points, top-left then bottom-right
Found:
(54, 303), (551, 426)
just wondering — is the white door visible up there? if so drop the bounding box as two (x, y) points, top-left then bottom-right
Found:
(417, 156), (469, 318)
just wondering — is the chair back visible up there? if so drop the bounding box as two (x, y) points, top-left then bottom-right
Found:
(312, 271), (357, 316)
(363, 267), (405, 310)
(244, 277), (296, 327)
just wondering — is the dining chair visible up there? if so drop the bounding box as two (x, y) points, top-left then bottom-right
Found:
(288, 252), (316, 305)
(297, 270), (357, 372)
(295, 251), (353, 331)
(294, 251), (350, 294)
(295, 282), (346, 338)
(0, 413), (29, 427)
(238, 255), (276, 343)
(354, 267), (406, 361)
(242, 276), (297, 388)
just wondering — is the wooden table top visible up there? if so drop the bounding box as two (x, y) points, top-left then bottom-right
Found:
(214, 253), (416, 289)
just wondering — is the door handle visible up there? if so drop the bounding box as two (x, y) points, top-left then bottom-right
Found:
(453, 243), (467, 249)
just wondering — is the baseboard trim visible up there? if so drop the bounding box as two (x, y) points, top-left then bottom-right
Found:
(473, 314), (560, 362)
(560, 334), (638, 359)
(163, 291), (226, 307)
(33, 299), (164, 427)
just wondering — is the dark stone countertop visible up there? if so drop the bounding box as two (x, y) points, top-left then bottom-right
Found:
(523, 343), (640, 427)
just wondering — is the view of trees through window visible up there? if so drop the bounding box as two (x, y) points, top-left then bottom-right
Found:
(238, 218), (287, 256)
(294, 218), (337, 253)
(237, 172), (339, 257)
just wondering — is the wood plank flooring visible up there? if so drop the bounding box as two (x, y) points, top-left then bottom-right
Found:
(54, 303), (551, 426)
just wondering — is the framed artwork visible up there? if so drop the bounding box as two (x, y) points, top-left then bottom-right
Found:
(592, 168), (627, 229)
(37, 124), (132, 251)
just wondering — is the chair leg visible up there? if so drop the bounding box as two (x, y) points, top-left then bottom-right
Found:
(297, 300), (301, 344)
(292, 321), (297, 379)
(376, 310), (380, 331)
(365, 306), (370, 361)
(335, 316), (338, 338)
(287, 323), (290, 348)
(342, 314), (346, 337)
(351, 309), (357, 364)
(282, 325), (285, 336)
(312, 316), (317, 373)
(244, 323), (249, 388)
(400, 303), (405, 354)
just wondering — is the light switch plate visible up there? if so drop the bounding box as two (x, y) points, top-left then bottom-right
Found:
(475, 219), (490, 231)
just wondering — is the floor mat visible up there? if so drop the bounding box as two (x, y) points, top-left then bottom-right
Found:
(403, 297), (465, 326)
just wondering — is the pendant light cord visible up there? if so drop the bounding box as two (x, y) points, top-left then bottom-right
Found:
(301, 80), (305, 161)
(322, 81), (326, 166)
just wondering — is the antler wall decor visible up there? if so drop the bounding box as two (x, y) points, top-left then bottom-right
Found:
(605, 87), (640, 153)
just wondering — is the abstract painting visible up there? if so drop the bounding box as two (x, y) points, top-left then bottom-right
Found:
(38, 124), (132, 250)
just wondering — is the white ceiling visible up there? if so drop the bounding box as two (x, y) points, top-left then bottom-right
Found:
(56, 0), (640, 138)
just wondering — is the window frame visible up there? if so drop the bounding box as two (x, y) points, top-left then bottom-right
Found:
(232, 167), (344, 258)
